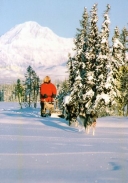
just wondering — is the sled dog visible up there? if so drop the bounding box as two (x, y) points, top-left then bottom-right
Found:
(77, 111), (97, 135)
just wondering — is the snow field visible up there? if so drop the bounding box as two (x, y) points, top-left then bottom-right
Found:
(0, 102), (128, 183)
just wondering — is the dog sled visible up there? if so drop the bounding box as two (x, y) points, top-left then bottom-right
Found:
(42, 100), (63, 117)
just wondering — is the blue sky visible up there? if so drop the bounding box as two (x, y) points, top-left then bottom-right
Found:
(0, 0), (128, 38)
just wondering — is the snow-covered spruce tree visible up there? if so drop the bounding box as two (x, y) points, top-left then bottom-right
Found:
(67, 53), (75, 89)
(66, 7), (89, 120)
(118, 66), (128, 115)
(120, 27), (128, 63)
(15, 79), (24, 109)
(66, 4), (111, 118)
(82, 4), (100, 111)
(92, 4), (111, 115)
(56, 79), (69, 110)
(118, 27), (128, 115)
(68, 6), (89, 88)
(110, 27), (125, 115)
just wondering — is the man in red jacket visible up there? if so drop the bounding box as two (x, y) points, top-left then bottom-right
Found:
(40, 76), (57, 117)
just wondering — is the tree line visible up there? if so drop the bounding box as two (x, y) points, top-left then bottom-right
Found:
(57, 4), (128, 116)
(0, 66), (40, 109)
(15, 65), (40, 109)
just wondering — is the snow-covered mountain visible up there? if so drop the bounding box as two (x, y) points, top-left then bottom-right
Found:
(0, 21), (75, 83)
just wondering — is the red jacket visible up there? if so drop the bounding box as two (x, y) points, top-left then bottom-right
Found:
(40, 82), (57, 102)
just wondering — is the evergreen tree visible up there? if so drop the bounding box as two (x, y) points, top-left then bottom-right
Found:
(66, 7), (89, 118)
(24, 66), (40, 107)
(67, 54), (75, 89)
(92, 4), (111, 114)
(82, 4), (100, 110)
(110, 27), (125, 115)
(24, 66), (33, 107)
(32, 71), (40, 108)
(118, 66), (128, 115)
(117, 27), (128, 115)
(120, 27), (128, 63)
(15, 79), (24, 108)
(56, 79), (69, 110)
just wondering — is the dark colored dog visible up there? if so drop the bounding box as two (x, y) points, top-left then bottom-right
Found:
(62, 95), (98, 135)
(63, 103), (78, 126)
(78, 110), (98, 135)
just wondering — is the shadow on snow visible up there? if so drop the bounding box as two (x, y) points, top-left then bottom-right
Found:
(2, 107), (78, 133)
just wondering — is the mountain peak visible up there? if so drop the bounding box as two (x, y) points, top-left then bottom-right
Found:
(0, 21), (59, 44)
(0, 21), (74, 83)
(19, 21), (56, 37)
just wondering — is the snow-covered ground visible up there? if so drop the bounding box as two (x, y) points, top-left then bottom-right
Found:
(0, 102), (128, 183)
